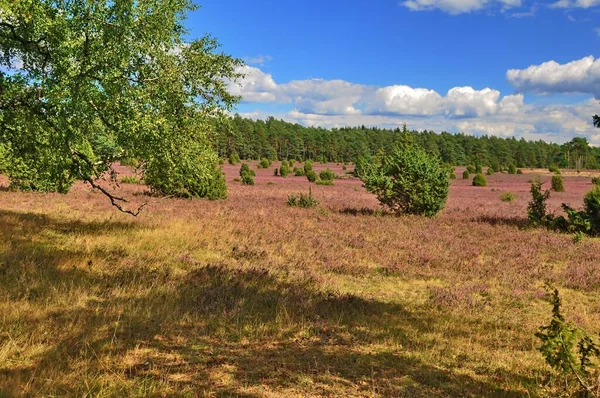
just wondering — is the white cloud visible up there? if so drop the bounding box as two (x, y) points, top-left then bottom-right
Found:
(550, 0), (600, 8)
(507, 56), (600, 98)
(229, 65), (278, 102)
(369, 85), (443, 116)
(243, 55), (272, 66)
(400, 0), (521, 14)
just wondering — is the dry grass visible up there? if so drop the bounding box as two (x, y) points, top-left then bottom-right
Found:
(1, 162), (600, 397)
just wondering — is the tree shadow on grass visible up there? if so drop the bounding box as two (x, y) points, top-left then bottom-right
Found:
(471, 215), (530, 229)
(0, 210), (536, 397)
(338, 207), (392, 217)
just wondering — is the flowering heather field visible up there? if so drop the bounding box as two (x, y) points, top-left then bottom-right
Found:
(1, 162), (600, 397)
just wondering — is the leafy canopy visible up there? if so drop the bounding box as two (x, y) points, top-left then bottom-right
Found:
(0, 0), (241, 212)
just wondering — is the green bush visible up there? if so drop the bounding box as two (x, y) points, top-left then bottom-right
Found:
(258, 158), (271, 168)
(536, 287), (600, 396)
(274, 168), (278, 176)
(315, 179), (333, 186)
(500, 192), (515, 202)
(517, 169), (523, 174)
(449, 172), (456, 179)
(551, 174), (565, 192)
(472, 173), (487, 187)
(359, 145), (449, 217)
(228, 152), (240, 165)
(490, 160), (500, 173)
(475, 164), (483, 174)
(306, 170), (317, 183)
(120, 176), (143, 184)
(549, 164), (560, 174)
(144, 143), (227, 199)
(527, 177), (550, 225)
(239, 163), (255, 186)
(319, 168), (335, 181)
(280, 164), (290, 177)
(584, 185), (600, 235)
(591, 177), (600, 186)
(293, 167), (305, 176)
(466, 165), (475, 174)
(287, 187), (318, 208)
(304, 160), (314, 175)
(508, 164), (517, 174)
(486, 168), (494, 176)
(462, 170), (470, 179)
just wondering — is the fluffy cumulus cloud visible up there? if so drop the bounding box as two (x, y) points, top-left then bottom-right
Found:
(400, 0), (521, 14)
(507, 56), (600, 98)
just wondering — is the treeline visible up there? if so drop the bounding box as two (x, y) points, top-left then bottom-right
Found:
(209, 115), (600, 169)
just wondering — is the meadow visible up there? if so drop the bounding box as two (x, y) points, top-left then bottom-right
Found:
(1, 162), (599, 397)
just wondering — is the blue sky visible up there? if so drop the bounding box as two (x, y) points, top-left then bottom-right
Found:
(188, 0), (600, 144)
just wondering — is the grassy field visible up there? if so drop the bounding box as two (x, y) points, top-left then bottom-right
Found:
(1, 162), (600, 397)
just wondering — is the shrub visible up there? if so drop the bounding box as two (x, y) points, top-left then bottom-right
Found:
(466, 165), (475, 174)
(239, 163), (255, 185)
(144, 143), (227, 199)
(280, 164), (290, 177)
(490, 160), (500, 173)
(591, 177), (600, 186)
(449, 172), (456, 179)
(475, 164), (483, 173)
(121, 176), (143, 184)
(486, 168), (494, 176)
(508, 164), (517, 174)
(462, 170), (470, 179)
(306, 170), (317, 183)
(517, 169), (523, 174)
(274, 168), (278, 176)
(359, 145), (450, 217)
(319, 168), (335, 181)
(551, 174), (565, 192)
(228, 152), (240, 165)
(293, 167), (305, 176)
(303, 160), (314, 174)
(549, 164), (560, 173)
(472, 173), (487, 187)
(536, 287), (600, 396)
(315, 179), (333, 186)
(527, 177), (550, 225)
(500, 192), (515, 202)
(258, 158), (271, 168)
(584, 185), (600, 235)
(287, 187), (318, 208)
(120, 157), (139, 167)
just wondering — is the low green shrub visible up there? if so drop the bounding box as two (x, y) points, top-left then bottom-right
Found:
(508, 164), (517, 174)
(120, 176), (143, 184)
(551, 174), (565, 192)
(258, 158), (271, 168)
(287, 187), (319, 208)
(319, 168), (335, 181)
(462, 170), (470, 179)
(240, 163), (255, 185)
(486, 168), (494, 176)
(549, 164), (560, 173)
(228, 152), (240, 165)
(517, 169), (523, 174)
(500, 192), (515, 202)
(472, 173), (487, 187)
(306, 170), (317, 183)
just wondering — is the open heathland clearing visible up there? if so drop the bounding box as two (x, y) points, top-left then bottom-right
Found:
(1, 162), (600, 397)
